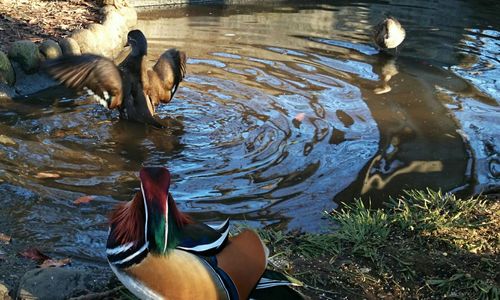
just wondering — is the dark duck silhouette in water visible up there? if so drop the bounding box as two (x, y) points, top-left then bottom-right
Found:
(43, 30), (186, 127)
(373, 16), (406, 53)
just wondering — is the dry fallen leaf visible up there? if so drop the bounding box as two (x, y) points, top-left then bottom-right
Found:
(40, 258), (71, 268)
(19, 248), (50, 262)
(0, 135), (16, 146)
(0, 232), (11, 244)
(73, 195), (95, 205)
(35, 172), (60, 179)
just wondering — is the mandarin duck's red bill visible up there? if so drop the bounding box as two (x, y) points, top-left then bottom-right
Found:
(106, 167), (303, 300)
(43, 30), (186, 127)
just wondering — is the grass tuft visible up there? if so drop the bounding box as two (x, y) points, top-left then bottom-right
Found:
(387, 189), (488, 232)
(329, 199), (390, 260)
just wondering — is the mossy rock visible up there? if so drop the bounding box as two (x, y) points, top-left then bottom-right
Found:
(0, 51), (15, 86)
(7, 40), (41, 74)
(59, 37), (81, 56)
(39, 39), (62, 60)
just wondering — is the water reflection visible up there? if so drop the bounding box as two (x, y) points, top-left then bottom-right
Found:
(0, 1), (498, 274)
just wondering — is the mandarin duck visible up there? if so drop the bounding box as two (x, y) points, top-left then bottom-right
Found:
(373, 16), (406, 51)
(43, 30), (186, 127)
(106, 167), (303, 300)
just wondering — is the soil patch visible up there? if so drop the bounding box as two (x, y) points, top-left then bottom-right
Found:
(0, 0), (101, 52)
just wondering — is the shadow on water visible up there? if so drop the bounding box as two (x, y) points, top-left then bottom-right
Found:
(0, 1), (498, 283)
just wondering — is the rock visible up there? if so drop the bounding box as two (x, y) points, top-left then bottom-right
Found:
(102, 0), (129, 8)
(87, 24), (113, 57)
(59, 38), (81, 56)
(0, 281), (12, 300)
(0, 51), (15, 86)
(103, 10), (129, 57)
(101, 4), (117, 16)
(38, 40), (62, 60)
(117, 6), (137, 29)
(7, 41), (41, 74)
(71, 29), (98, 54)
(17, 268), (102, 300)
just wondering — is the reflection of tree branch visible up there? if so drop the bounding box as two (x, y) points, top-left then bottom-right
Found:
(361, 156), (443, 194)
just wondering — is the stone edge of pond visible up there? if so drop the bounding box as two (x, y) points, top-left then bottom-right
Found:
(0, 3), (137, 100)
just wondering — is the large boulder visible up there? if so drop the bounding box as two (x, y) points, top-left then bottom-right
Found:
(0, 51), (15, 86)
(17, 268), (105, 300)
(7, 41), (42, 74)
(39, 40), (62, 60)
(59, 38), (81, 56)
(118, 6), (137, 29)
(102, 10), (129, 58)
(87, 23), (113, 57)
(71, 29), (98, 54)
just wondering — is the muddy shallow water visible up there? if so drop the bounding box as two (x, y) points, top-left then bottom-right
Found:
(0, 0), (498, 276)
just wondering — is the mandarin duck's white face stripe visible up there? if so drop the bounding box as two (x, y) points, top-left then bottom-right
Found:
(163, 194), (169, 253)
(176, 220), (230, 252)
(140, 182), (149, 250)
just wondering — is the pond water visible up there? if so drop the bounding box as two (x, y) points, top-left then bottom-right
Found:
(0, 0), (498, 271)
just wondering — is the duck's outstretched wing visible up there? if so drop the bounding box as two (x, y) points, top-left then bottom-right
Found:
(150, 48), (187, 104)
(43, 54), (123, 109)
(176, 219), (230, 255)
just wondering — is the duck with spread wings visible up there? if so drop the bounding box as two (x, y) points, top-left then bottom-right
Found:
(43, 30), (186, 127)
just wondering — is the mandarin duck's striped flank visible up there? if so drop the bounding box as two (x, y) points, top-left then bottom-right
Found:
(107, 167), (303, 300)
(43, 30), (186, 127)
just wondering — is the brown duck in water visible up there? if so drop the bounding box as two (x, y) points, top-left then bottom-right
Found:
(43, 30), (186, 127)
(373, 16), (406, 51)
